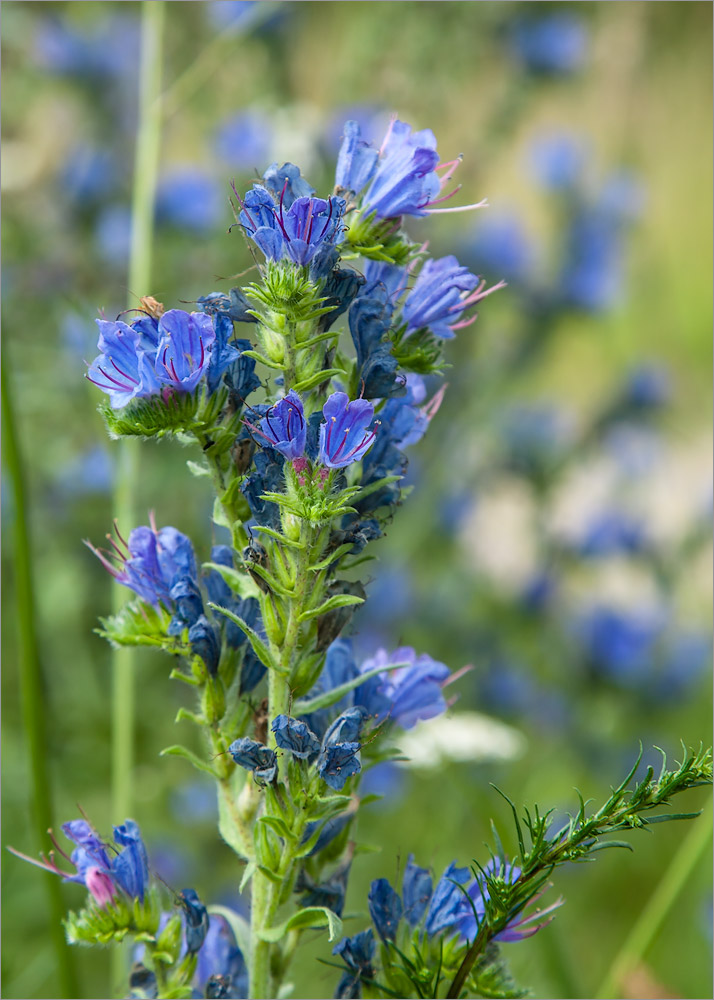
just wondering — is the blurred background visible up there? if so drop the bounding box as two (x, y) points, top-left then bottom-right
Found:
(2, 2), (712, 998)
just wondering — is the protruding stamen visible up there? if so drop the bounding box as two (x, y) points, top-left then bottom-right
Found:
(426, 197), (489, 215)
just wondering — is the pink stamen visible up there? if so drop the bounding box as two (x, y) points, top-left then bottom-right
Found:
(303, 200), (315, 242)
(426, 197), (489, 215)
(379, 114), (398, 157)
(83, 539), (121, 580)
(436, 155), (463, 187)
(230, 180), (255, 229)
(198, 337), (205, 369)
(456, 278), (507, 311)
(422, 384), (447, 421)
(449, 315), (478, 332)
(427, 183), (463, 208)
(316, 197), (336, 242)
(96, 366), (134, 391)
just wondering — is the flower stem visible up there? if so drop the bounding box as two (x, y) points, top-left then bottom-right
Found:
(595, 793), (714, 999)
(1, 361), (80, 999)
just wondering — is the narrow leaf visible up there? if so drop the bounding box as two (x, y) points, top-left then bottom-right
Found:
(292, 368), (347, 393)
(298, 593), (364, 622)
(241, 349), (285, 371)
(292, 661), (410, 715)
(257, 906), (342, 943)
(160, 745), (216, 777)
(207, 603), (282, 673)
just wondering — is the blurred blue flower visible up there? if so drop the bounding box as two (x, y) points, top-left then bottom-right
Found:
(559, 208), (624, 311)
(499, 404), (572, 481)
(510, 14), (587, 74)
(621, 364), (671, 411)
(574, 605), (665, 687)
(60, 144), (119, 206)
(206, 1), (259, 31)
(520, 572), (558, 613)
(55, 445), (114, 497)
(530, 133), (587, 190)
(156, 169), (225, 232)
(194, 913), (248, 999)
(357, 646), (451, 729)
(214, 110), (272, 168)
(95, 203), (132, 266)
(325, 105), (390, 154)
(653, 631), (712, 701)
(358, 567), (414, 628)
(34, 15), (139, 79)
(461, 213), (533, 284)
(170, 779), (218, 825)
(576, 510), (648, 558)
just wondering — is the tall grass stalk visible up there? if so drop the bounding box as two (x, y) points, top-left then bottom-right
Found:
(110, 2), (165, 993)
(596, 793), (714, 999)
(2, 362), (79, 998)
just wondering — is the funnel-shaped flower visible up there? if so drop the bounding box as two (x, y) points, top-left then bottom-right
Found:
(318, 393), (376, 469)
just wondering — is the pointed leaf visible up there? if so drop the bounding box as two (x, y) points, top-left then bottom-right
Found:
(208, 602), (282, 673)
(298, 593), (364, 623)
(160, 745), (216, 777)
(257, 906), (342, 943)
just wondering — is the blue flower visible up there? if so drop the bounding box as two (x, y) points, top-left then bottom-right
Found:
(424, 862), (472, 937)
(155, 310), (217, 393)
(402, 855), (432, 926)
(228, 738), (277, 783)
(94, 204), (133, 266)
(214, 111), (272, 169)
(258, 389), (307, 459)
(240, 449), (285, 529)
(333, 928), (376, 973)
(296, 858), (351, 917)
(155, 168), (224, 233)
(194, 913), (248, 999)
(316, 708), (366, 791)
(368, 879), (403, 941)
(168, 576), (205, 635)
(342, 119), (441, 219)
(335, 120), (380, 197)
(261, 162), (315, 208)
(499, 404), (572, 482)
(271, 715), (321, 759)
(11, 817), (151, 907)
(111, 820), (150, 901)
(361, 259), (408, 306)
(206, 314), (242, 395)
(188, 615), (222, 675)
(60, 143), (118, 207)
(179, 889), (210, 955)
(86, 319), (160, 409)
(238, 185), (345, 266)
(348, 295), (403, 399)
(86, 521), (197, 608)
(357, 647), (450, 729)
(197, 288), (256, 325)
(510, 14), (587, 75)
(403, 256), (502, 340)
(318, 393), (376, 468)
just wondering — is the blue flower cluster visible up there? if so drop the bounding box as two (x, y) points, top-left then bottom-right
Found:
(86, 307), (242, 409)
(11, 818), (149, 907)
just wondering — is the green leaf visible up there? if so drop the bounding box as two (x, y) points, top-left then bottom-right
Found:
(352, 474), (403, 504)
(258, 815), (294, 842)
(257, 906), (342, 943)
(202, 562), (261, 599)
(298, 593), (364, 623)
(292, 368), (348, 393)
(643, 811), (702, 824)
(159, 745), (217, 777)
(292, 661), (410, 715)
(239, 862), (256, 893)
(308, 544), (354, 572)
(241, 349), (285, 371)
(208, 602), (282, 673)
(186, 459), (211, 478)
(251, 525), (305, 549)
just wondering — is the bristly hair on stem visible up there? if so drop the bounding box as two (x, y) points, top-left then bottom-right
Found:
(446, 743), (712, 998)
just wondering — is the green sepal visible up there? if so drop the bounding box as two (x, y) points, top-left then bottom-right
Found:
(208, 602), (283, 673)
(239, 861), (257, 892)
(99, 393), (201, 439)
(308, 544), (354, 572)
(159, 744), (217, 777)
(292, 368), (348, 394)
(251, 525), (305, 550)
(257, 906), (342, 943)
(257, 814), (294, 842)
(298, 593), (364, 623)
(96, 601), (186, 653)
(255, 819), (282, 870)
(257, 865), (284, 885)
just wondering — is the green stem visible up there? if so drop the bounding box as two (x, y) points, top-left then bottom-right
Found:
(2, 363), (79, 998)
(595, 794), (714, 1000)
(111, 5), (164, 995)
(111, 0), (165, 824)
